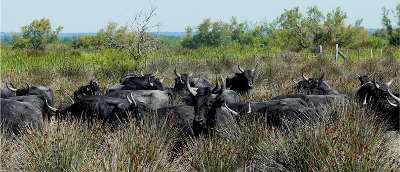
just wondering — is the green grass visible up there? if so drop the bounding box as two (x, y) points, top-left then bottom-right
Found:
(1, 46), (400, 171)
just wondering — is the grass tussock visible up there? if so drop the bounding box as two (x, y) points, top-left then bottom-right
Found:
(1, 47), (400, 171)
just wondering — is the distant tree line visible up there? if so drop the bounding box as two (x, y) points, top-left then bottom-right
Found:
(182, 5), (399, 51)
(9, 3), (400, 54)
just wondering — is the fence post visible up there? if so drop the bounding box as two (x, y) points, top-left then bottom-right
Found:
(358, 48), (360, 62)
(335, 44), (338, 63)
(370, 48), (373, 58)
(319, 45), (322, 55)
(380, 48), (383, 58)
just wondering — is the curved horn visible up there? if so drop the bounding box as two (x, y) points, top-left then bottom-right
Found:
(148, 77), (154, 87)
(212, 75), (219, 92)
(385, 78), (394, 87)
(159, 78), (164, 83)
(292, 79), (298, 84)
(127, 95), (132, 104)
(188, 73), (193, 77)
(69, 97), (75, 104)
(363, 93), (368, 105)
(25, 82), (31, 88)
(247, 103), (252, 114)
(319, 73), (325, 80)
(388, 89), (400, 104)
(211, 75), (225, 98)
(186, 75), (198, 96)
(174, 68), (181, 78)
(45, 99), (58, 112)
(219, 74), (225, 92)
(373, 77), (380, 89)
(302, 72), (309, 80)
(224, 103), (238, 116)
(387, 98), (398, 107)
(6, 83), (17, 92)
(237, 57), (244, 72)
(251, 61), (260, 72)
(130, 92), (137, 107)
(356, 73), (360, 78)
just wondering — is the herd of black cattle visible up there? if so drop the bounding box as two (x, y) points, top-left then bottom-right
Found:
(1, 61), (400, 139)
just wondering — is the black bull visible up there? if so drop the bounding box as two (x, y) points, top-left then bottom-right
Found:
(224, 94), (345, 129)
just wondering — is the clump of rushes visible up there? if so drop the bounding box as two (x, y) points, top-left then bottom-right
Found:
(255, 103), (400, 171)
(1, 46), (400, 171)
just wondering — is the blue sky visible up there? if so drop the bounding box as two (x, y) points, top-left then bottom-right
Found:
(1, 0), (399, 33)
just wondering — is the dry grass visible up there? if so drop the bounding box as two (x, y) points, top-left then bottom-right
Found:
(1, 47), (400, 171)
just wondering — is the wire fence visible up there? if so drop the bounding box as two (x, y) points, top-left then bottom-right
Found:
(263, 46), (400, 63)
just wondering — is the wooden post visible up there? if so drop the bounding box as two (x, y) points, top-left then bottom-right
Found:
(370, 48), (373, 58)
(335, 44), (338, 63)
(319, 45), (322, 55)
(380, 48), (383, 57)
(358, 48), (360, 62)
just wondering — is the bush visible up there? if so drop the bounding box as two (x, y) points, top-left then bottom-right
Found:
(364, 36), (389, 48)
(12, 18), (63, 51)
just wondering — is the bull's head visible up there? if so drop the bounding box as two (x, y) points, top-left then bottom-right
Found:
(187, 75), (224, 134)
(147, 75), (164, 90)
(293, 72), (327, 95)
(73, 80), (102, 101)
(174, 68), (192, 86)
(356, 76), (397, 107)
(356, 74), (373, 86)
(226, 59), (259, 94)
(173, 68), (194, 97)
(236, 59), (259, 89)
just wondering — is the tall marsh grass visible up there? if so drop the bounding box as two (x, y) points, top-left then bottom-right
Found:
(1, 46), (400, 171)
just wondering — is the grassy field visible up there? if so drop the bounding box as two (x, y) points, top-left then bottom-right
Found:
(1, 46), (400, 171)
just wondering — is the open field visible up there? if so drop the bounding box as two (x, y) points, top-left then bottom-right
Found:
(1, 47), (400, 171)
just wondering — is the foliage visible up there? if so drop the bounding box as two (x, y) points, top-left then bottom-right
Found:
(182, 6), (374, 51)
(363, 36), (389, 48)
(12, 18), (63, 51)
(71, 34), (105, 50)
(182, 17), (263, 49)
(380, 3), (400, 46)
(266, 6), (369, 51)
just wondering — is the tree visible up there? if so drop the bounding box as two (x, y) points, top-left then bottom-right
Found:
(12, 18), (63, 50)
(106, 7), (160, 58)
(181, 27), (196, 49)
(381, 3), (400, 46)
(182, 18), (233, 48)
